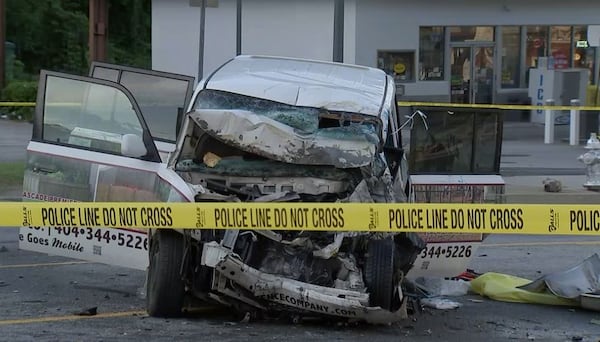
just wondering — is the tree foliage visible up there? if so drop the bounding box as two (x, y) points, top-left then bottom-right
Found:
(5, 0), (151, 79)
(107, 0), (151, 69)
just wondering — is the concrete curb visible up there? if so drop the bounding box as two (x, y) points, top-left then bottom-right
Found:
(0, 197), (21, 202)
(0, 187), (23, 202)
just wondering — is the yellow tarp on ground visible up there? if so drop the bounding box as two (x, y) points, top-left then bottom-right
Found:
(470, 272), (578, 306)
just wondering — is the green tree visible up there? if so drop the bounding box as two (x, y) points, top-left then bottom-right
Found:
(5, 0), (151, 78)
(6, 0), (88, 76)
(107, 0), (151, 68)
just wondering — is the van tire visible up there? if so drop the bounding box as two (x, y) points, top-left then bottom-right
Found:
(147, 229), (185, 317)
(364, 238), (395, 311)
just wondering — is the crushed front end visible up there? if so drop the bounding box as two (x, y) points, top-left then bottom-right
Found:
(166, 89), (424, 323)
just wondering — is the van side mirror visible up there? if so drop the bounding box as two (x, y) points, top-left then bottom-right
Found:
(121, 134), (147, 158)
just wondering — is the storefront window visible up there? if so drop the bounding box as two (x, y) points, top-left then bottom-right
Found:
(450, 26), (494, 42)
(377, 50), (415, 82)
(526, 26), (548, 68)
(501, 26), (521, 88)
(551, 26), (572, 69)
(573, 25), (595, 81)
(419, 27), (444, 81)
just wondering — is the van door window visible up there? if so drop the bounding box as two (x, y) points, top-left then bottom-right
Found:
(90, 63), (195, 143)
(39, 72), (159, 161)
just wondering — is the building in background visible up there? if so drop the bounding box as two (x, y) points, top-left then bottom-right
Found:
(152, 0), (600, 121)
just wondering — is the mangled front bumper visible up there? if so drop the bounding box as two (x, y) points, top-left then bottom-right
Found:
(201, 242), (408, 324)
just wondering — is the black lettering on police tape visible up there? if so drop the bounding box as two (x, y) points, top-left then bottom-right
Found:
(196, 207), (206, 228)
(42, 206), (173, 228)
(387, 207), (525, 231)
(466, 209), (486, 229)
(570, 210), (600, 232)
(425, 208), (448, 229)
(368, 207), (379, 230)
(118, 207), (138, 226)
(214, 207), (344, 229)
(311, 208), (344, 229)
(489, 208), (523, 230)
(389, 208), (424, 229)
(77, 207), (101, 227)
(41, 207), (77, 226)
(249, 208), (273, 228)
(290, 208), (309, 228)
(273, 208), (288, 227)
(548, 208), (558, 232)
(389, 208), (465, 230)
(102, 208), (117, 226)
(450, 209), (464, 229)
(214, 208), (249, 228)
(22, 206), (31, 226)
(140, 207), (173, 227)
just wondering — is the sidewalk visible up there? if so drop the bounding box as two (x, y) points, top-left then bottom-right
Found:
(500, 122), (597, 203)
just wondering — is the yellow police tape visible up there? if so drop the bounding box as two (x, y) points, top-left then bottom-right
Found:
(3, 202), (599, 235)
(397, 101), (600, 111)
(0, 102), (36, 107)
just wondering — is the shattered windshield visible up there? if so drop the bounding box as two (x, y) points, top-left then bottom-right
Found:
(194, 89), (381, 142)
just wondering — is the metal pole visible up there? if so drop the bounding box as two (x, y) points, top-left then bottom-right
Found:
(544, 99), (555, 144)
(332, 0), (344, 63)
(236, 0), (242, 56)
(570, 99), (581, 146)
(198, 0), (206, 80)
(88, 0), (108, 63)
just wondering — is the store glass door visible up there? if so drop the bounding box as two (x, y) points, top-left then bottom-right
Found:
(450, 46), (495, 104)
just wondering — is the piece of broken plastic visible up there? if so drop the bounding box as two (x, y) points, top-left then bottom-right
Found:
(420, 297), (461, 310)
(470, 272), (577, 306)
(518, 254), (600, 299)
(414, 277), (471, 297)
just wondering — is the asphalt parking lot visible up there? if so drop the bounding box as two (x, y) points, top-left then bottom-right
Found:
(3, 227), (600, 342)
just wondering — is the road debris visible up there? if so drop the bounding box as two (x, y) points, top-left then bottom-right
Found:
(75, 307), (98, 316)
(467, 299), (484, 303)
(543, 178), (562, 192)
(420, 298), (461, 310)
(471, 255), (600, 309)
(519, 254), (600, 299)
(470, 272), (576, 306)
(414, 277), (471, 297)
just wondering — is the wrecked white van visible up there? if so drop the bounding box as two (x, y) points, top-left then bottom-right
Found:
(20, 56), (425, 323)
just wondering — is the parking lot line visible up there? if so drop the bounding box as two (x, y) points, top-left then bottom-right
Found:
(484, 241), (600, 247)
(0, 310), (146, 326)
(0, 261), (90, 269)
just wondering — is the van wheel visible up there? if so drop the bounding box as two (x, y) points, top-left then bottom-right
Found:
(364, 238), (396, 311)
(147, 229), (185, 317)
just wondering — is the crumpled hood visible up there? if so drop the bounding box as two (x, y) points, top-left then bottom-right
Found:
(205, 56), (387, 116)
(189, 109), (379, 168)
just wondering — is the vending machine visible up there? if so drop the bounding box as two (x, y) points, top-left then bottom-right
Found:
(528, 62), (589, 125)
